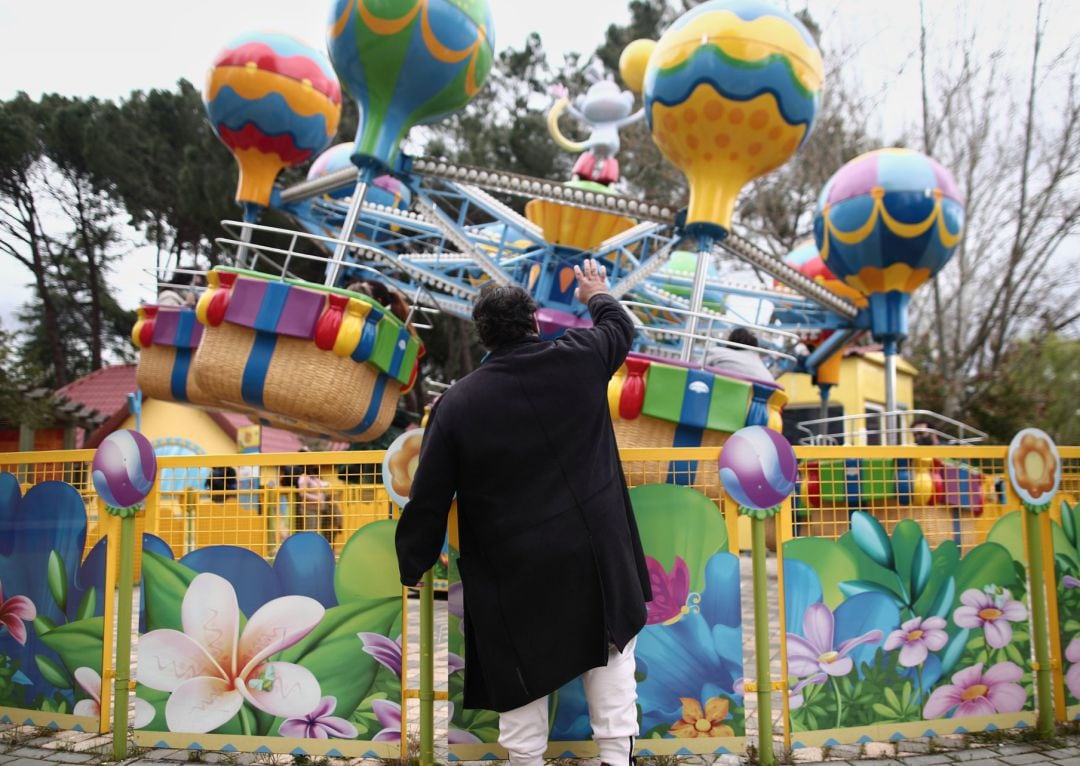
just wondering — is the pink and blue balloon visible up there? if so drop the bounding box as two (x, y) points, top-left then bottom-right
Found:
(92, 430), (158, 512)
(307, 142), (413, 208)
(327, 0), (495, 171)
(719, 426), (797, 514)
(205, 32), (342, 207)
(813, 148), (965, 349)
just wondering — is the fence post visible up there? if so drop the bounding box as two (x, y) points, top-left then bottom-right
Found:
(112, 512), (138, 760)
(750, 516), (776, 766)
(420, 568), (435, 766)
(1024, 507), (1055, 737)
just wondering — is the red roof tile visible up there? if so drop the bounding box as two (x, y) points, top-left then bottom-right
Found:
(54, 364), (137, 420)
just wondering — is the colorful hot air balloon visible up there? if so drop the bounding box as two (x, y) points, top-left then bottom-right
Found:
(205, 32), (342, 207)
(327, 0), (495, 170)
(628, 0), (824, 237)
(813, 148), (965, 349)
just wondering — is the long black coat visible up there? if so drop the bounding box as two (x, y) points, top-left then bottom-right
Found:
(395, 294), (652, 712)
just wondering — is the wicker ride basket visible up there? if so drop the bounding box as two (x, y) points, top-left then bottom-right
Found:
(132, 305), (216, 406)
(609, 353), (788, 508)
(190, 268), (421, 442)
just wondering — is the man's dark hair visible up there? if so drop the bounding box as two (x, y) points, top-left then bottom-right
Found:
(729, 327), (759, 348)
(472, 284), (538, 350)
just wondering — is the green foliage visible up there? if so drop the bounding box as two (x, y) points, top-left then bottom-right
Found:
(628, 483), (728, 592)
(47, 550), (67, 613)
(37, 617), (105, 680)
(783, 537), (857, 608)
(0, 654), (29, 708)
(334, 520), (406, 603)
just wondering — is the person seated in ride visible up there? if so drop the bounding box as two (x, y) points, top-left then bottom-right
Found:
(345, 279), (410, 324)
(157, 270), (199, 308)
(705, 327), (775, 381)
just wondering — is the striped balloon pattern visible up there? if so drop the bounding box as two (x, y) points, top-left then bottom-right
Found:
(307, 142), (413, 208)
(813, 148), (965, 344)
(642, 0), (823, 234)
(718, 426), (797, 511)
(327, 0), (494, 169)
(92, 430), (158, 510)
(205, 32), (342, 206)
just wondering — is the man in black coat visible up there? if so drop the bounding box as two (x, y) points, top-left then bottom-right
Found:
(395, 259), (651, 766)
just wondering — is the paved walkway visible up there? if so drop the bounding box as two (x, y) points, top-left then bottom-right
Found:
(2, 555), (1076, 766)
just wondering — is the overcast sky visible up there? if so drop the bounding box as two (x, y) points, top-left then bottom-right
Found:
(0, 0), (1071, 327)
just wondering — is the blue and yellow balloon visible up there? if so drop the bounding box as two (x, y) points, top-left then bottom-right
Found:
(623, 0), (825, 238)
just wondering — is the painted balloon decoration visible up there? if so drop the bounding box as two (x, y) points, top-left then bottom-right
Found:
(307, 142), (413, 208)
(813, 148), (965, 351)
(205, 32), (342, 208)
(92, 430), (158, 515)
(718, 426), (798, 518)
(327, 0), (495, 171)
(625, 0), (824, 237)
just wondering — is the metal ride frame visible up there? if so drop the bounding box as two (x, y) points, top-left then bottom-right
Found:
(209, 154), (861, 374)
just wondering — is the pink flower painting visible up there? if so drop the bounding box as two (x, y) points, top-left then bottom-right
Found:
(923, 662), (1026, 719)
(0, 580), (36, 645)
(884, 616), (948, 667)
(137, 572), (325, 733)
(953, 587), (1027, 649)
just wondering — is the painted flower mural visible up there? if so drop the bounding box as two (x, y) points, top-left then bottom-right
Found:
(953, 587), (1027, 649)
(884, 617), (948, 667)
(278, 695), (358, 739)
(645, 556), (690, 625)
(922, 662), (1026, 719)
(0, 473), (113, 717)
(1007, 428), (1060, 508)
(138, 572), (325, 733)
(0, 580), (36, 645)
(74, 667), (154, 729)
(136, 519), (404, 744)
(1066, 639), (1080, 701)
(783, 510), (1033, 735)
(668, 697), (734, 738)
(787, 603), (883, 677)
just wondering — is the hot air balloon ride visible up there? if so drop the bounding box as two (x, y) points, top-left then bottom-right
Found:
(623, 0), (825, 360)
(204, 32), (342, 228)
(814, 148), (965, 438)
(324, 0), (495, 284)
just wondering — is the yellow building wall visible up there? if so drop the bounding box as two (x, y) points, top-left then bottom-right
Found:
(777, 352), (918, 445)
(779, 353), (916, 413)
(118, 399), (238, 456)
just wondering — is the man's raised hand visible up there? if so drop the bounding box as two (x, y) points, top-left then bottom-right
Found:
(574, 259), (609, 304)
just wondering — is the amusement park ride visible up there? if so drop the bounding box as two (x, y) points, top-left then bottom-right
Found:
(132, 0), (967, 450)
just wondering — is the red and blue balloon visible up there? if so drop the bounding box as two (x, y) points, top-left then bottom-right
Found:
(205, 32), (342, 208)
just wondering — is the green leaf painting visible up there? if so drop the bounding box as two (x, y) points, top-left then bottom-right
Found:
(335, 520), (404, 603)
(783, 537), (857, 608)
(629, 483), (728, 592)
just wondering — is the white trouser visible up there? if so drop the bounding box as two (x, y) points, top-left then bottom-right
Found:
(498, 637), (638, 766)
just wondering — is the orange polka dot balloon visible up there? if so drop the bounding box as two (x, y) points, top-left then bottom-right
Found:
(627, 0), (824, 237)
